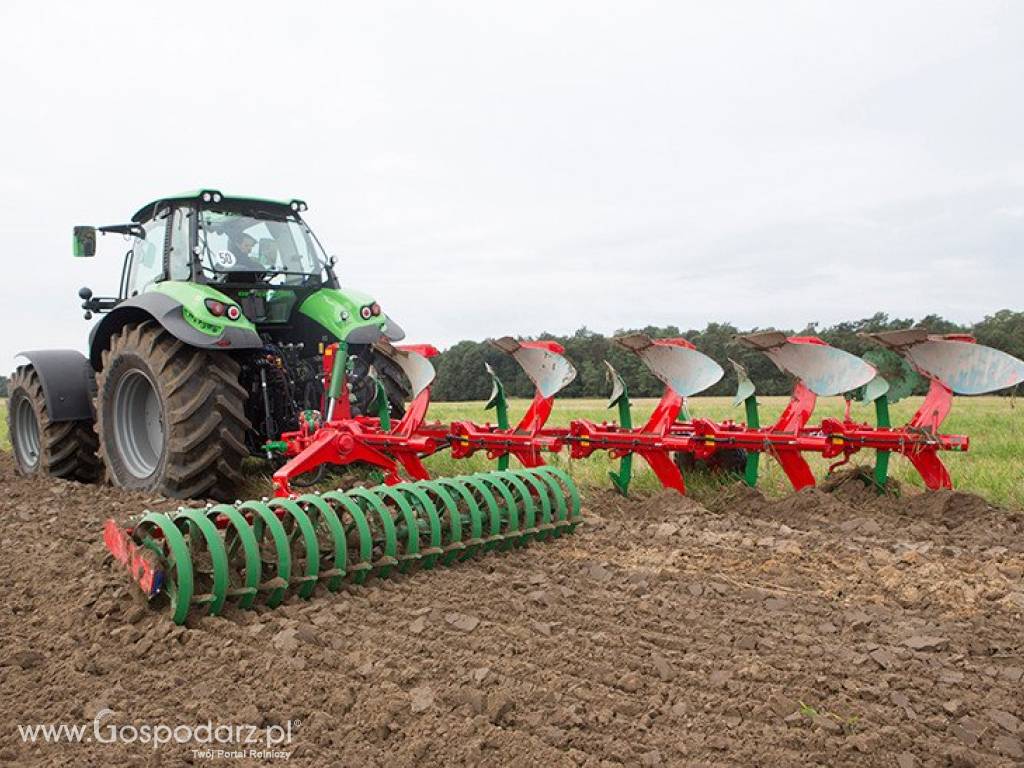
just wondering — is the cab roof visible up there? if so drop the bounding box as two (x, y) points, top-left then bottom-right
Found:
(131, 189), (307, 223)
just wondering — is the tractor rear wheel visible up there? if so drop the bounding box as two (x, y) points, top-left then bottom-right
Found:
(96, 322), (250, 500)
(7, 365), (101, 481)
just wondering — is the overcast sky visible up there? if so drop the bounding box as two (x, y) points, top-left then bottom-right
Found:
(1, 1), (1021, 371)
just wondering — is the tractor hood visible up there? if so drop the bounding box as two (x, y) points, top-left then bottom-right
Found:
(298, 288), (405, 345)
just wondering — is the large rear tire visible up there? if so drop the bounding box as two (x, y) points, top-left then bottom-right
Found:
(7, 365), (101, 481)
(96, 322), (250, 500)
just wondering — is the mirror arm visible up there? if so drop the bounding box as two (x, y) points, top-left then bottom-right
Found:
(98, 223), (144, 238)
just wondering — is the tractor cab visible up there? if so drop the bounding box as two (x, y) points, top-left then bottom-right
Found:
(74, 190), (339, 326)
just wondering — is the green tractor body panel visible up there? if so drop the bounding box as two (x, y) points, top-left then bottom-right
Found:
(150, 282), (259, 338)
(298, 287), (391, 344)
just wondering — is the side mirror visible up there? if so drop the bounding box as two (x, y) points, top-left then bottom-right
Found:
(73, 226), (96, 257)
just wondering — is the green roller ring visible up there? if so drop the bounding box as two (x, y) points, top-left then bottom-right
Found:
(393, 484), (444, 570)
(296, 495), (348, 592)
(536, 466), (581, 518)
(527, 468), (565, 539)
(475, 473), (520, 550)
(372, 485), (422, 574)
(207, 504), (262, 609)
(347, 488), (399, 578)
(322, 491), (374, 585)
(135, 513), (194, 626)
(418, 481), (463, 566)
(493, 471), (537, 546)
(533, 466), (581, 533)
(514, 470), (554, 537)
(435, 478), (484, 561)
(171, 509), (230, 616)
(268, 498), (322, 599)
(238, 501), (292, 607)
(455, 474), (504, 552)
(522, 468), (570, 536)
(506, 469), (540, 532)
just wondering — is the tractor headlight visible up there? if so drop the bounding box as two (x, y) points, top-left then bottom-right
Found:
(360, 305), (373, 320)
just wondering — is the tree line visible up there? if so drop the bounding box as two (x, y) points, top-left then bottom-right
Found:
(430, 310), (1024, 401)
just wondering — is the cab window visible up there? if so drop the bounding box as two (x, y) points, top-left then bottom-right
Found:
(129, 215), (168, 295)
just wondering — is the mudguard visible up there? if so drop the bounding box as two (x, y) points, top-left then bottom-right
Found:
(88, 292), (262, 369)
(15, 349), (96, 421)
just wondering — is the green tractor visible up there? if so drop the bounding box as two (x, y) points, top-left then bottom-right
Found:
(8, 190), (408, 500)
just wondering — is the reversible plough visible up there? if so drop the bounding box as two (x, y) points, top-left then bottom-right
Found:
(105, 328), (1024, 623)
(268, 328), (1023, 495)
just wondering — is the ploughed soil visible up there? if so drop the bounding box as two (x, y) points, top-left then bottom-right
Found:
(1, 453), (1023, 767)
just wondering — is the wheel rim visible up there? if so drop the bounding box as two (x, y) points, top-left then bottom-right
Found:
(113, 370), (164, 479)
(12, 395), (41, 469)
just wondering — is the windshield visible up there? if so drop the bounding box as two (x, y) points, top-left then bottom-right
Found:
(196, 208), (330, 286)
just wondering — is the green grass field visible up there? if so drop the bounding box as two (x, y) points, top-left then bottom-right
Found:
(2, 395), (1021, 507)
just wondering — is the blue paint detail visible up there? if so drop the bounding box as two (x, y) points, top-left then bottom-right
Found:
(151, 571), (165, 597)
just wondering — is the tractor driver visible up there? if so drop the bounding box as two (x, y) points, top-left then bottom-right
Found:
(228, 232), (258, 264)
(225, 232), (269, 272)
(220, 231), (272, 281)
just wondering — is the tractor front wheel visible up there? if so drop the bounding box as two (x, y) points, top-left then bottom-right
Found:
(7, 365), (101, 481)
(96, 322), (250, 500)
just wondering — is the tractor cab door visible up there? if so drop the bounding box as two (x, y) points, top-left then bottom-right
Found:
(124, 211), (169, 298)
